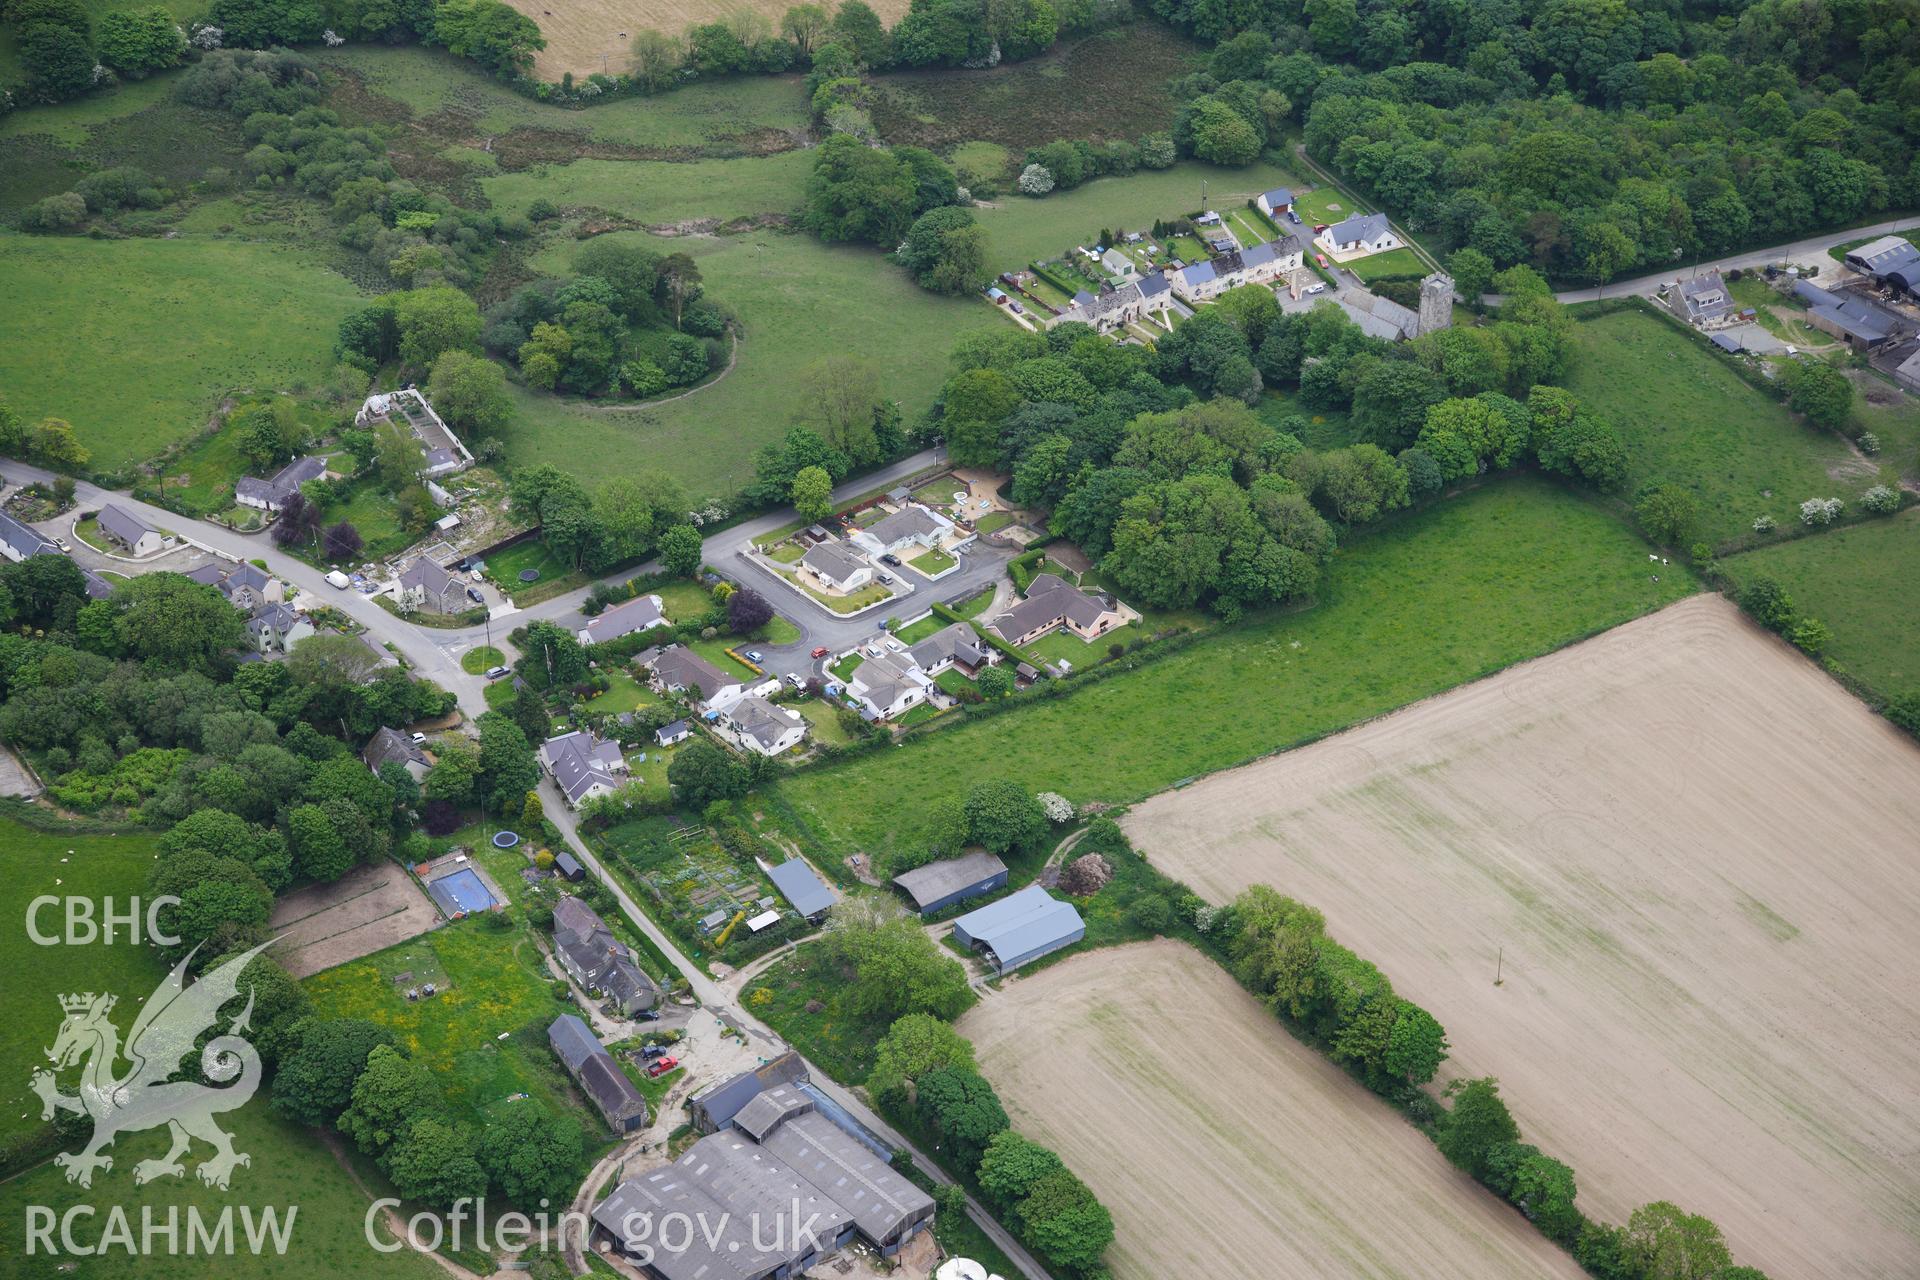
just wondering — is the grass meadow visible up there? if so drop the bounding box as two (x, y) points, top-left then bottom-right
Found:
(772, 476), (1695, 858)
(1723, 508), (1920, 702)
(0, 234), (362, 474)
(1565, 308), (1892, 545)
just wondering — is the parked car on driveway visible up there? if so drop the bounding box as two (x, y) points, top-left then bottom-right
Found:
(880, 553), (901, 566)
(878, 572), (894, 585)
(1305, 283), (1327, 295)
(484, 665), (510, 680)
(646, 1057), (678, 1078)
(785, 672), (806, 690)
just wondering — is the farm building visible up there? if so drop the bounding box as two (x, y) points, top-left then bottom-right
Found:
(689, 1051), (810, 1134)
(1845, 234), (1920, 291)
(548, 1014), (648, 1133)
(951, 884), (1085, 974)
(577, 593), (667, 646)
(894, 850), (1010, 915)
(95, 504), (166, 556)
(1792, 280), (1902, 349)
(767, 858), (835, 922)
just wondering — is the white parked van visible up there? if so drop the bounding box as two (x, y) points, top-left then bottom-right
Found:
(325, 570), (351, 589)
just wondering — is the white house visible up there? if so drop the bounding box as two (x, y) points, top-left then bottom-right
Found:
(246, 603), (314, 654)
(719, 696), (808, 756)
(1316, 212), (1399, 259)
(851, 504), (955, 558)
(1170, 236), (1303, 304)
(235, 456), (328, 513)
(578, 594), (667, 646)
(541, 729), (629, 807)
(654, 719), (691, 747)
(0, 510), (59, 563)
(799, 540), (873, 592)
(1256, 187), (1294, 218)
(906, 621), (997, 677)
(848, 649), (934, 721)
(95, 504), (167, 557)
(643, 646), (748, 712)
(1049, 274), (1177, 334)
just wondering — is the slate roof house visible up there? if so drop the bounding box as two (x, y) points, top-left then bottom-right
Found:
(643, 645), (746, 710)
(848, 649), (933, 721)
(548, 1014), (648, 1133)
(363, 725), (429, 781)
(95, 504), (166, 557)
(766, 858), (835, 923)
(541, 729), (629, 807)
(951, 884), (1085, 973)
(1338, 289), (1422, 342)
(987, 573), (1133, 647)
(1170, 236), (1301, 304)
(1316, 211), (1399, 258)
(853, 504), (954, 557)
(245, 602), (313, 654)
(235, 456), (328, 512)
(187, 561), (282, 611)
(552, 895), (660, 1014)
(907, 621), (996, 677)
(1256, 187), (1294, 217)
(395, 558), (467, 615)
(893, 850), (1010, 915)
(1048, 277), (1171, 334)
(800, 539), (874, 592)
(1845, 234), (1920, 291)
(578, 593), (667, 646)
(80, 567), (115, 600)
(719, 695), (807, 756)
(0, 509), (59, 563)
(1670, 271), (1737, 328)
(654, 719), (691, 747)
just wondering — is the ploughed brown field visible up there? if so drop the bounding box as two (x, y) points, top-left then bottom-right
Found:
(506, 0), (913, 79)
(961, 940), (1589, 1280)
(1127, 595), (1920, 1280)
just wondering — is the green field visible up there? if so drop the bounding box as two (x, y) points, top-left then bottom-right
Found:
(1293, 186), (1358, 225)
(483, 151), (812, 227)
(0, 234), (363, 474)
(1347, 246), (1429, 281)
(1723, 508), (1920, 701)
(773, 477), (1694, 857)
(1565, 309), (1892, 545)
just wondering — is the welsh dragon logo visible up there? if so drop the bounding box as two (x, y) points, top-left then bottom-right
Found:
(31, 940), (273, 1190)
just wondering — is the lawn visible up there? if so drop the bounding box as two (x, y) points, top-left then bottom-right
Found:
(747, 614), (803, 645)
(953, 587), (996, 619)
(773, 476), (1695, 858)
(908, 546), (958, 576)
(1224, 207), (1271, 246)
(1025, 626), (1128, 669)
(779, 567), (894, 614)
(1565, 308), (1892, 546)
(1293, 186), (1358, 226)
(1722, 508), (1920, 702)
(792, 696), (855, 747)
(1347, 246), (1429, 281)
(308, 479), (412, 565)
(767, 541), (806, 563)
(1257, 389), (1360, 449)
(894, 612), (954, 643)
(486, 538), (572, 599)
(973, 160), (1306, 271)
(587, 668), (655, 714)
(461, 645), (505, 674)
(652, 579), (717, 620)
(687, 636), (760, 680)
(0, 232), (363, 474)
(743, 945), (918, 1084)
(830, 654), (863, 683)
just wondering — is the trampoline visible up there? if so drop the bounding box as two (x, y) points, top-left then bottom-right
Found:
(519, 569), (540, 583)
(492, 831), (520, 849)
(427, 868), (497, 917)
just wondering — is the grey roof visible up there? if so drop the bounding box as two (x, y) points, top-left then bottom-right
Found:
(1138, 270), (1171, 299)
(749, 1085), (934, 1245)
(1176, 258), (1216, 289)
(554, 849), (583, 876)
(1847, 234), (1920, 278)
(96, 504), (156, 548)
(1711, 332), (1743, 353)
(656, 718), (690, 741)
(866, 505), (945, 546)
(544, 729), (625, 804)
(1338, 290), (1420, 341)
(223, 562), (271, 601)
(907, 621), (992, 672)
(646, 646), (735, 701)
(398, 557), (459, 601)
(1239, 235), (1298, 269)
(1262, 187), (1293, 206)
(185, 564), (226, 588)
(953, 884), (1084, 972)
(1677, 271), (1734, 320)
(247, 602), (302, 638)
(593, 1130), (852, 1280)
(363, 726), (426, 773)
(553, 899), (661, 1009)
(851, 649), (926, 713)
(1072, 289), (1094, 305)
(893, 850), (1009, 911)
(1326, 211), (1390, 245)
(690, 1051), (809, 1132)
(580, 593), (666, 645)
(239, 455), (327, 506)
(767, 858), (835, 919)
(81, 568), (115, 600)
(727, 695), (804, 750)
(0, 509), (58, 559)
(548, 1013), (601, 1072)
(1063, 281), (1146, 322)
(800, 538), (869, 584)
(989, 573), (1114, 641)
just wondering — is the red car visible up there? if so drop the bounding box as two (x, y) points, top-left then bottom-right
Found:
(647, 1056), (679, 1078)
(811, 646), (830, 659)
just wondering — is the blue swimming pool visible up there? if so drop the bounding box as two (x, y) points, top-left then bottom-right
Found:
(427, 867), (497, 916)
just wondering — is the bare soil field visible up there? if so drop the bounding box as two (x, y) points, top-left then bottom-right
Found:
(505, 0), (912, 80)
(269, 862), (440, 978)
(960, 940), (1586, 1280)
(1126, 595), (1920, 1280)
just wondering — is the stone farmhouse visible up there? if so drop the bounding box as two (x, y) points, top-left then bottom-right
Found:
(356, 388), (473, 478)
(235, 456), (329, 513)
(552, 896), (660, 1015)
(988, 573), (1136, 647)
(1316, 211), (1400, 259)
(1171, 236), (1303, 304)
(363, 726), (429, 782)
(577, 593), (666, 646)
(541, 728), (629, 807)
(548, 1014), (648, 1134)
(395, 557), (468, 615)
(1050, 271), (1176, 333)
(95, 504), (167, 557)
(717, 695), (808, 756)
(799, 539), (873, 592)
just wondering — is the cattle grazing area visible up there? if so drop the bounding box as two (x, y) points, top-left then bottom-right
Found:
(960, 940), (1587, 1280)
(1127, 595), (1920, 1280)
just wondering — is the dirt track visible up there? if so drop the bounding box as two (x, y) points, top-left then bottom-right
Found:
(1127, 596), (1920, 1280)
(961, 940), (1586, 1280)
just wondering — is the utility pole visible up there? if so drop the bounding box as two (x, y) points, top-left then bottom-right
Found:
(1493, 947), (1504, 986)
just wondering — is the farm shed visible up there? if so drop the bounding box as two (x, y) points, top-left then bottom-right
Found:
(767, 858), (836, 922)
(894, 851), (1010, 915)
(553, 850), (583, 880)
(951, 884), (1085, 974)
(548, 1014), (648, 1133)
(689, 1051), (810, 1134)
